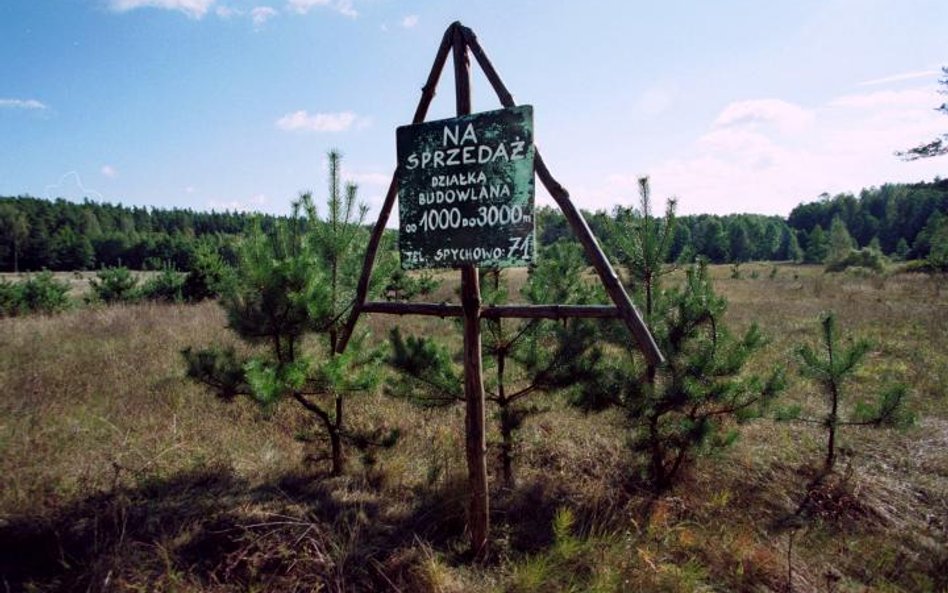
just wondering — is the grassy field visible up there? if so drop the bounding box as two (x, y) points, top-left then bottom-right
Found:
(1, 264), (946, 592)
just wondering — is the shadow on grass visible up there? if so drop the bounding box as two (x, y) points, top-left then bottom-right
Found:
(0, 465), (478, 592)
(0, 463), (607, 592)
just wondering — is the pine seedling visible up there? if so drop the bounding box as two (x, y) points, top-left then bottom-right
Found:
(386, 240), (604, 487)
(184, 151), (393, 476)
(783, 313), (913, 471)
(577, 262), (785, 490)
(608, 177), (678, 322)
(576, 178), (785, 491)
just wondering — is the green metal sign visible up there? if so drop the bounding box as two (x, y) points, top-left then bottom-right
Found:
(397, 105), (535, 269)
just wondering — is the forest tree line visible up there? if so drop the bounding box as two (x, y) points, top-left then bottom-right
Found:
(1, 177), (947, 273)
(0, 196), (280, 273)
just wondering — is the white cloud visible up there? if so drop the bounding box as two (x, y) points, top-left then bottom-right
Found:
(858, 69), (939, 87)
(276, 110), (367, 132)
(185, 186), (196, 194)
(287, 0), (328, 13)
(101, 165), (118, 178)
(215, 4), (240, 17)
(44, 172), (105, 203)
(208, 193), (268, 212)
(111, 0), (355, 20)
(286, 0), (355, 17)
(713, 98), (814, 135)
(108, 0), (216, 19)
(401, 15), (418, 28)
(0, 98), (47, 110)
(591, 85), (945, 216)
(251, 5), (277, 27)
(335, 0), (356, 17)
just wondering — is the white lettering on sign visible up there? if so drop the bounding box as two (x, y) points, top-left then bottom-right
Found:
(431, 171), (487, 187)
(399, 202), (529, 235)
(404, 139), (527, 171)
(396, 105), (535, 269)
(416, 184), (511, 206)
(431, 235), (533, 262)
(442, 123), (479, 146)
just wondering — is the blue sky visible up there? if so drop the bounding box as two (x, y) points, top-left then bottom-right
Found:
(1, 0), (946, 220)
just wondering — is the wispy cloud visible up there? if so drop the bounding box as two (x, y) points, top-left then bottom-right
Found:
(286, 0), (355, 17)
(712, 98), (813, 134)
(276, 110), (367, 132)
(251, 5), (277, 27)
(0, 98), (47, 110)
(108, 0), (216, 19)
(44, 172), (105, 202)
(208, 193), (268, 212)
(286, 0), (327, 13)
(858, 69), (939, 87)
(101, 165), (118, 178)
(215, 4), (240, 17)
(587, 85), (945, 216)
(335, 0), (355, 18)
(110, 0), (355, 21)
(401, 15), (418, 28)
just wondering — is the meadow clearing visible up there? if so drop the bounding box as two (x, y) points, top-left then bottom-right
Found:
(1, 263), (945, 592)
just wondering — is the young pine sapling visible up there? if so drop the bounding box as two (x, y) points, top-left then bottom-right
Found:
(782, 312), (913, 471)
(484, 241), (605, 486)
(183, 151), (394, 476)
(576, 178), (785, 491)
(387, 241), (603, 487)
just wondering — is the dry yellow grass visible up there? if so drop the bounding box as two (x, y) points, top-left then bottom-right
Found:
(0, 302), (303, 513)
(0, 264), (945, 592)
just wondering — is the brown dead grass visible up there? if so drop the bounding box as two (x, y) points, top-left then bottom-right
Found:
(0, 264), (945, 592)
(0, 302), (303, 513)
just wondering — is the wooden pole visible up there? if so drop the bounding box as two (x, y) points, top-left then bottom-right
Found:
(339, 22), (663, 561)
(336, 25), (456, 354)
(481, 304), (619, 319)
(461, 266), (489, 560)
(452, 23), (489, 561)
(361, 301), (463, 317)
(533, 155), (663, 366)
(460, 25), (663, 367)
(361, 301), (621, 320)
(342, 22), (662, 366)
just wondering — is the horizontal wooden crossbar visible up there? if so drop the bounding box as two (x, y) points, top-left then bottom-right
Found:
(362, 301), (461, 317)
(361, 301), (620, 320)
(483, 305), (620, 319)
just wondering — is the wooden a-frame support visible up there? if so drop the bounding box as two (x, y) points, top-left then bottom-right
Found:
(335, 21), (664, 560)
